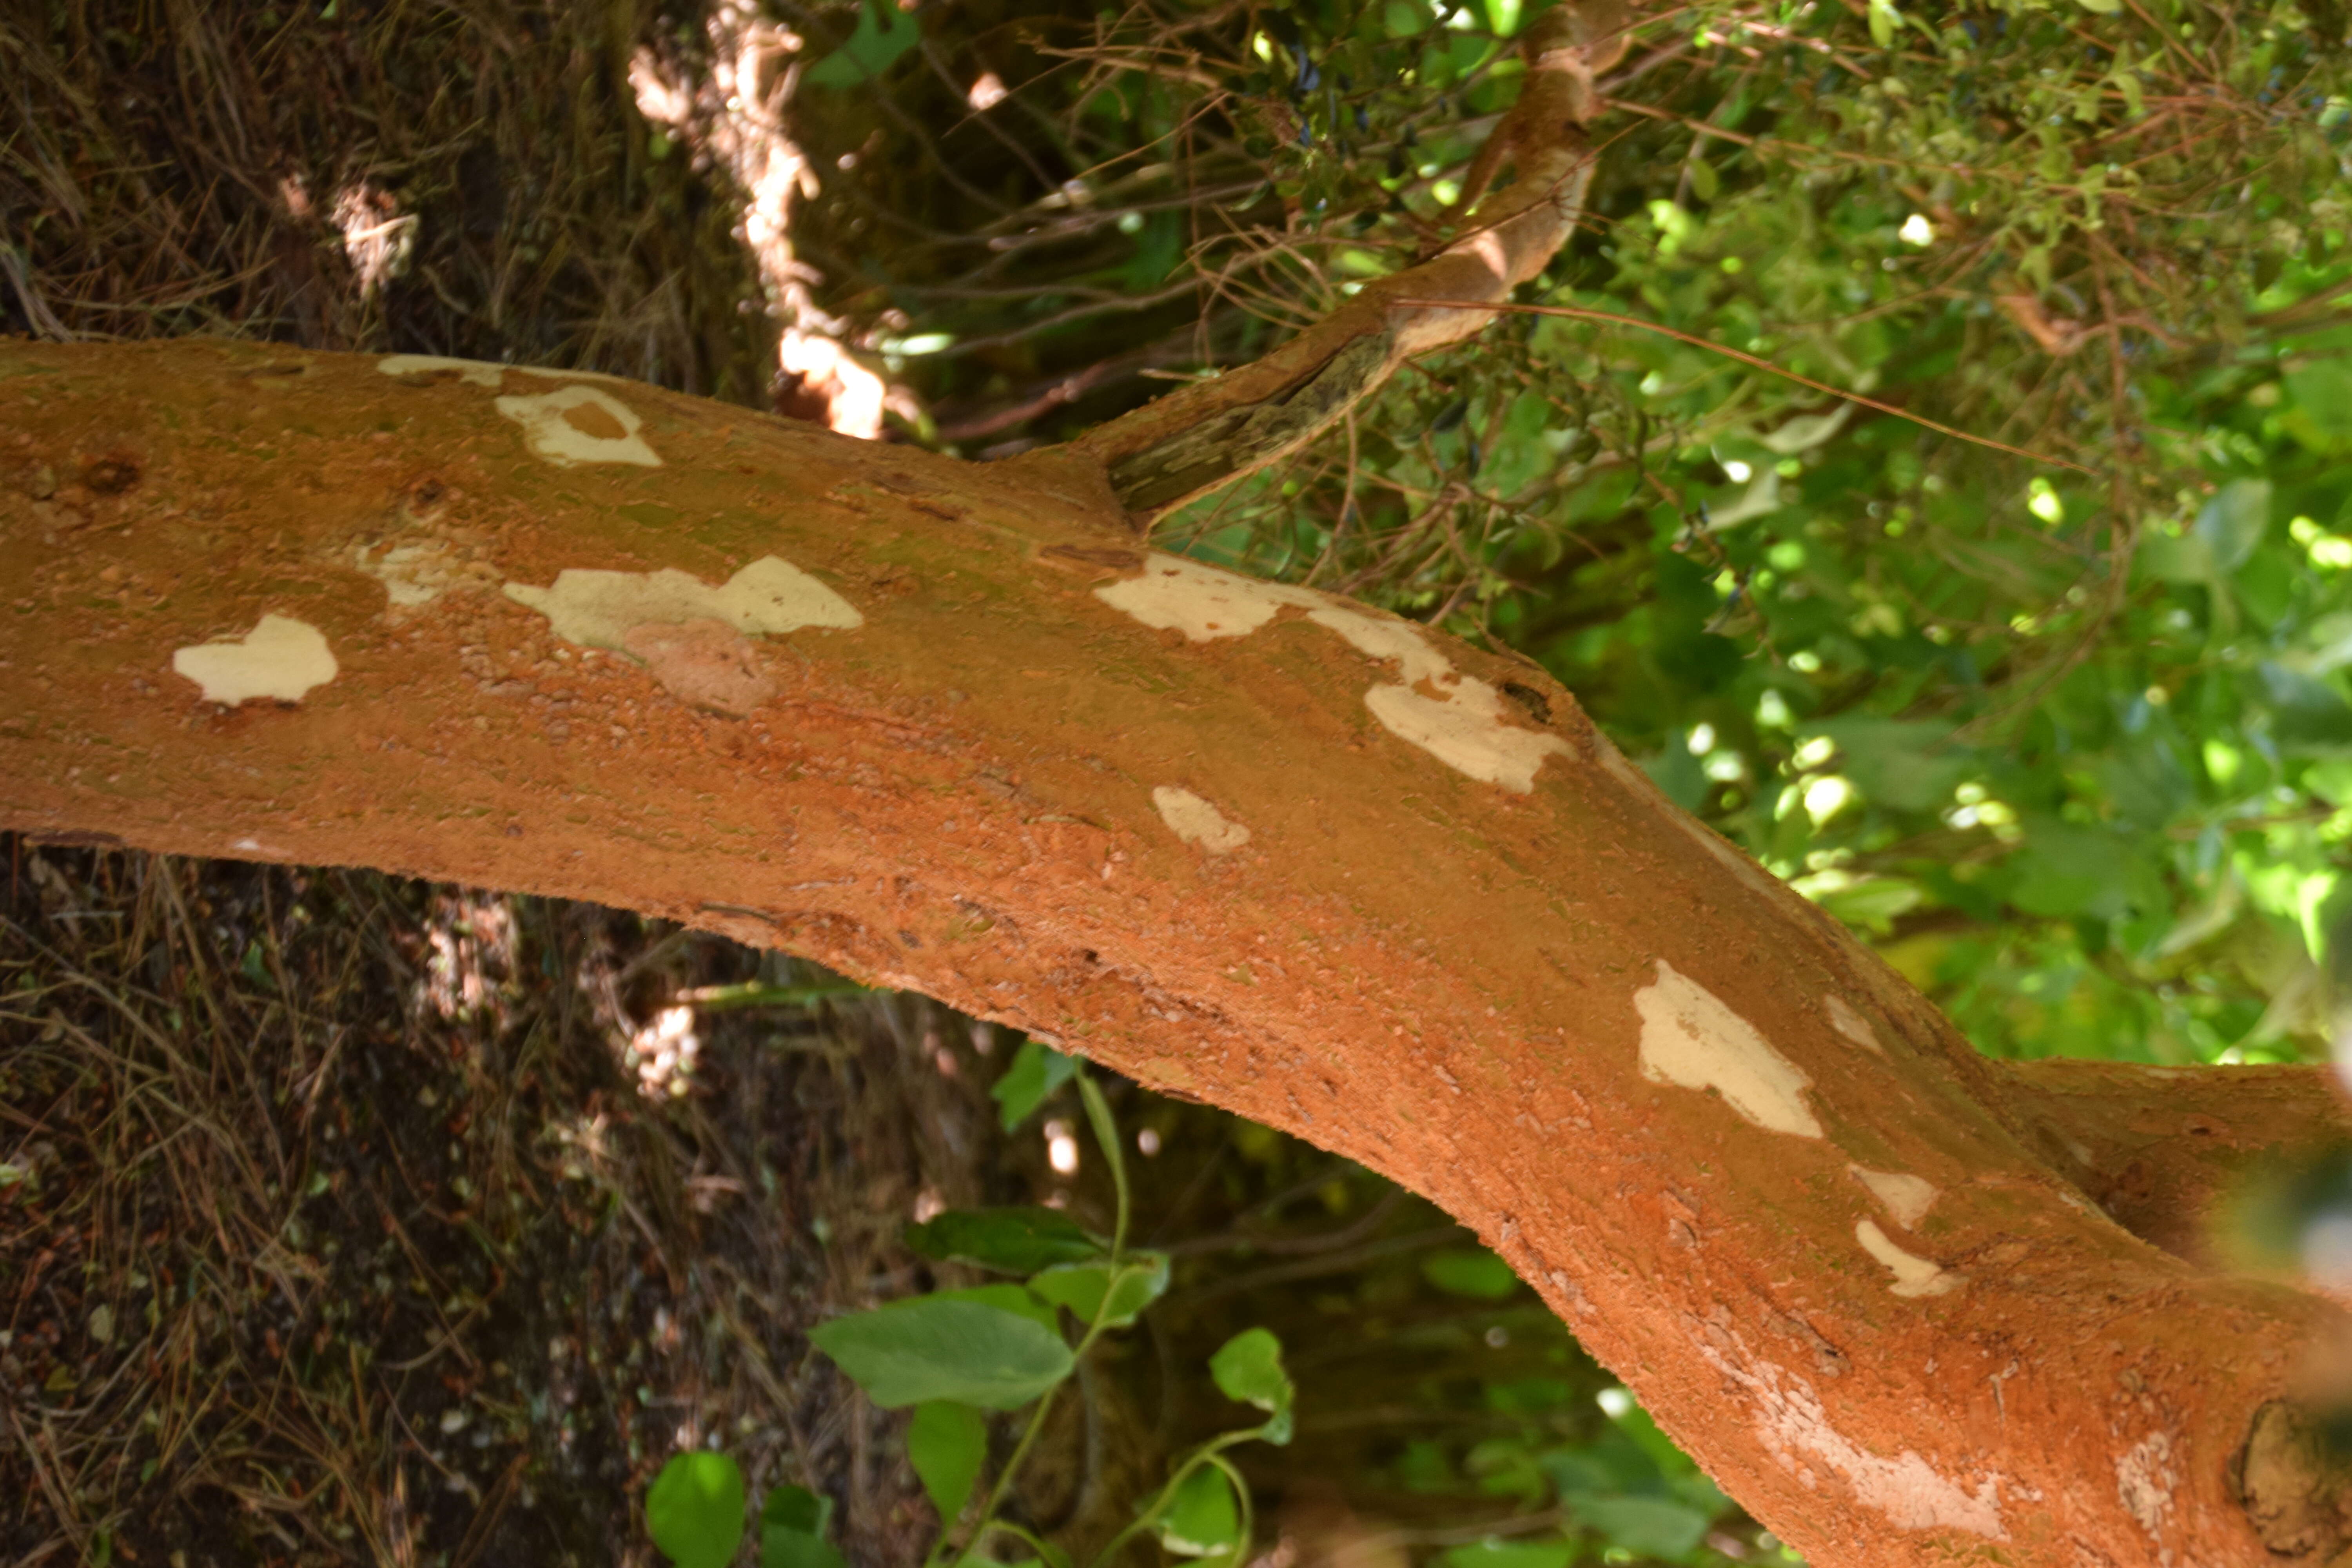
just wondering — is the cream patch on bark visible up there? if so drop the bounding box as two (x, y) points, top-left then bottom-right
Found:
(1855, 1219), (1961, 1297)
(1308, 606), (1570, 791)
(171, 613), (338, 705)
(1852, 1169), (1938, 1229)
(1093, 554), (1309, 639)
(493, 385), (662, 468)
(1825, 994), (1886, 1054)
(1152, 787), (1251, 853)
(376, 354), (624, 387)
(1635, 959), (1822, 1138)
(1698, 1329), (2006, 1540)
(2115, 1431), (2176, 1540)
(503, 556), (862, 651)
(1095, 554), (1569, 792)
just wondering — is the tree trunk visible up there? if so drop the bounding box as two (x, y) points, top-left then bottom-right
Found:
(4, 331), (2350, 1567)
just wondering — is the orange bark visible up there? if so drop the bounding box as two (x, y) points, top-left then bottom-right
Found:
(3, 336), (2350, 1567)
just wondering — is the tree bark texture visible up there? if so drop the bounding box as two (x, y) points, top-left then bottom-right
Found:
(4, 336), (2351, 1567)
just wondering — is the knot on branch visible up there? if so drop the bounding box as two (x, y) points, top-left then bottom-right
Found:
(2235, 1399), (2352, 1563)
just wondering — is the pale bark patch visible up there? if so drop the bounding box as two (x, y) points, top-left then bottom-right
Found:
(1094, 554), (1570, 792)
(354, 539), (498, 609)
(1825, 994), (1885, 1054)
(1151, 786), (1251, 853)
(2115, 1431), (2177, 1541)
(1093, 552), (1309, 639)
(171, 613), (338, 706)
(502, 556), (862, 652)
(1852, 1168), (1938, 1228)
(492, 385), (662, 468)
(1308, 606), (1571, 791)
(376, 354), (624, 387)
(1699, 1327), (2006, 1540)
(622, 619), (777, 716)
(1635, 958), (1823, 1138)
(1855, 1219), (1962, 1297)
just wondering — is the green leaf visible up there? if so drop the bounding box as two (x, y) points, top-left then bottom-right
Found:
(759, 1485), (846, 1568)
(907, 1402), (987, 1528)
(1815, 877), (1924, 935)
(1436, 1539), (1576, 1568)
(2136, 529), (2216, 585)
(760, 1530), (845, 1568)
(2195, 479), (2273, 573)
(2074, 0), (2122, 12)
(647, 1452), (746, 1568)
(809, 1288), (1073, 1410)
(1208, 1328), (1294, 1444)
(905, 1207), (1106, 1274)
(2284, 360), (2352, 451)
(1027, 1253), (1170, 1328)
(1420, 1248), (1521, 1300)
(2007, 822), (2136, 920)
(2253, 663), (2352, 751)
(1866, 0), (1898, 46)
(991, 1040), (1077, 1131)
(760, 1484), (830, 1538)
(1565, 1494), (1711, 1558)
(802, 0), (920, 88)
(1159, 1466), (1240, 1557)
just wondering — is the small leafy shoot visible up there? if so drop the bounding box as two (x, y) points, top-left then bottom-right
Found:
(646, 1451), (747, 1568)
(810, 1287), (1073, 1409)
(907, 1401), (988, 1530)
(992, 1040), (1077, 1131)
(759, 1484), (847, 1568)
(1208, 1328), (1294, 1445)
(904, 1207), (1106, 1274)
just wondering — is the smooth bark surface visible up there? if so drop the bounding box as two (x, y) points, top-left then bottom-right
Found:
(4, 336), (2351, 1567)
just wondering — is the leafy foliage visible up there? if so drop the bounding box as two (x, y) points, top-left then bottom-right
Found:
(807, 1057), (1296, 1565)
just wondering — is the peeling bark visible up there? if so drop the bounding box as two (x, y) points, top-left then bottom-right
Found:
(3, 335), (2350, 1567)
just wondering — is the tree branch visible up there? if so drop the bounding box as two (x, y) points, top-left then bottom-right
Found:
(1986, 1057), (2352, 1272)
(1065, 0), (1628, 523)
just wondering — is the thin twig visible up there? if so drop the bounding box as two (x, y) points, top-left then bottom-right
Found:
(1395, 299), (2100, 476)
